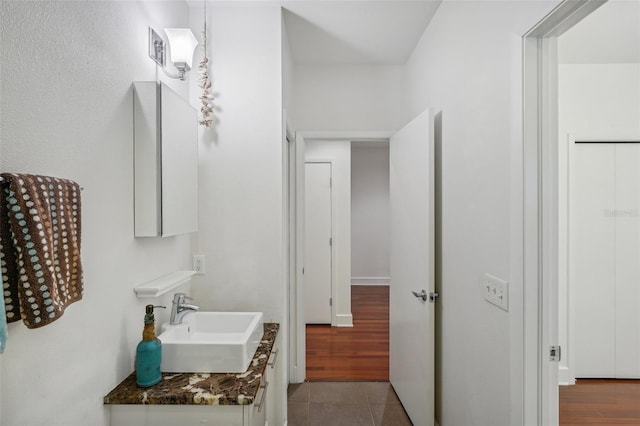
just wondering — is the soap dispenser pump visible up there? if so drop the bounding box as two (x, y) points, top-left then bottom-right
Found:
(136, 304), (165, 387)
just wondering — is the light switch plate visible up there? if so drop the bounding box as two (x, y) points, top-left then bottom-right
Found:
(482, 273), (508, 311)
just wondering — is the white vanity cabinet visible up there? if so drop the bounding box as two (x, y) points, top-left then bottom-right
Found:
(110, 402), (270, 426)
(246, 330), (282, 426)
(246, 381), (267, 426)
(266, 331), (283, 426)
(110, 404), (244, 426)
(110, 384), (273, 426)
(106, 324), (283, 426)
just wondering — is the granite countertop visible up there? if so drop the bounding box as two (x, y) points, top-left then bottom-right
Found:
(104, 323), (279, 406)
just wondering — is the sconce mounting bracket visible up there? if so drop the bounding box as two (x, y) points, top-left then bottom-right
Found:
(148, 28), (165, 67)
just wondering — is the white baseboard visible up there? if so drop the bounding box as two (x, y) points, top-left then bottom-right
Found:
(335, 314), (353, 327)
(558, 365), (575, 386)
(351, 276), (390, 286)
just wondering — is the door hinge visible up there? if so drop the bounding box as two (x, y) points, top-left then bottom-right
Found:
(330, 177), (332, 188)
(329, 297), (332, 306)
(549, 345), (561, 362)
(329, 237), (332, 247)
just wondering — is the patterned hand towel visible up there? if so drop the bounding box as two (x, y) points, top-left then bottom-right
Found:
(0, 173), (83, 329)
(0, 266), (6, 353)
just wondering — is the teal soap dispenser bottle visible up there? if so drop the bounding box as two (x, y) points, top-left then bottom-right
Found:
(136, 304), (164, 387)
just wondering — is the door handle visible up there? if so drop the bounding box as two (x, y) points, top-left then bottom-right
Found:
(257, 380), (269, 412)
(412, 289), (427, 302)
(268, 349), (279, 369)
(412, 289), (439, 303)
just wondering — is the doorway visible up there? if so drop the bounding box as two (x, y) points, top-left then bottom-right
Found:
(292, 109), (439, 426)
(523, 0), (640, 424)
(289, 133), (393, 385)
(556, 0), (640, 387)
(305, 140), (391, 381)
(303, 138), (387, 382)
(555, 1), (640, 421)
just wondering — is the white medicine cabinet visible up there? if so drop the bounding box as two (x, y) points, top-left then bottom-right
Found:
(133, 81), (198, 237)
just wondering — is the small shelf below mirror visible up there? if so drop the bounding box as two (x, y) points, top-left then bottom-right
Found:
(134, 270), (197, 298)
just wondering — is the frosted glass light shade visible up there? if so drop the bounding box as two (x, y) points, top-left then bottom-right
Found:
(165, 29), (198, 70)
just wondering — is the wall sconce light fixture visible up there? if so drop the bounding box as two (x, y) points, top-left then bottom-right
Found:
(149, 27), (198, 81)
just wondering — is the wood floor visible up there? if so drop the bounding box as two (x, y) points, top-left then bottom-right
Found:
(560, 379), (640, 425)
(306, 285), (389, 381)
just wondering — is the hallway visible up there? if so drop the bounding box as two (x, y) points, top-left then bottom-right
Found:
(287, 286), (411, 426)
(289, 285), (412, 424)
(306, 285), (389, 381)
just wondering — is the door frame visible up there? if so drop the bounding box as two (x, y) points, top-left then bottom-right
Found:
(288, 130), (392, 383)
(522, 1), (607, 424)
(304, 159), (335, 325)
(287, 129), (306, 384)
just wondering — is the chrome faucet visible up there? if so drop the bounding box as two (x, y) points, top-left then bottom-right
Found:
(170, 293), (199, 325)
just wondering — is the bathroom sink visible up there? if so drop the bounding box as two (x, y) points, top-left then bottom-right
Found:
(158, 311), (264, 373)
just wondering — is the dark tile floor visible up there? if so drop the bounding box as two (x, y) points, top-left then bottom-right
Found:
(288, 381), (413, 426)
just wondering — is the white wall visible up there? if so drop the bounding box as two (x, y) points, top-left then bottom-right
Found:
(305, 140), (352, 327)
(188, 4), (285, 324)
(294, 64), (407, 132)
(188, 3), (288, 421)
(0, 2), (194, 425)
(558, 0), (640, 65)
(405, 2), (559, 425)
(351, 144), (390, 284)
(558, 64), (640, 140)
(557, 63), (640, 383)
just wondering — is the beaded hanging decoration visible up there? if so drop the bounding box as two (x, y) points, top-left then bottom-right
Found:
(198, 0), (214, 128)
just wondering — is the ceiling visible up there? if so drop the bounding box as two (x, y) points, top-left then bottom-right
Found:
(282, 1), (442, 65)
(559, 0), (640, 64)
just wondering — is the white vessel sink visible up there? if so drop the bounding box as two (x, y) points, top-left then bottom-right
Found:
(158, 311), (264, 373)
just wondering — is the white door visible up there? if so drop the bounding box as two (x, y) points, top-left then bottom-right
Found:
(304, 162), (332, 324)
(390, 109), (436, 426)
(613, 143), (640, 378)
(572, 142), (640, 378)
(571, 143), (616, 377)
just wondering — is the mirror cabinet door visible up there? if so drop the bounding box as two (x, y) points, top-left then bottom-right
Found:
(160, 83), (198, 236)
(134, 82), (198, 237)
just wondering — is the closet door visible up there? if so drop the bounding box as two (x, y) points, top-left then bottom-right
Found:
(572, 143), (616, 377)
(304, 162), (333, 324)
(572, 142), (640, 379)
(613, 144), (640, 378)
